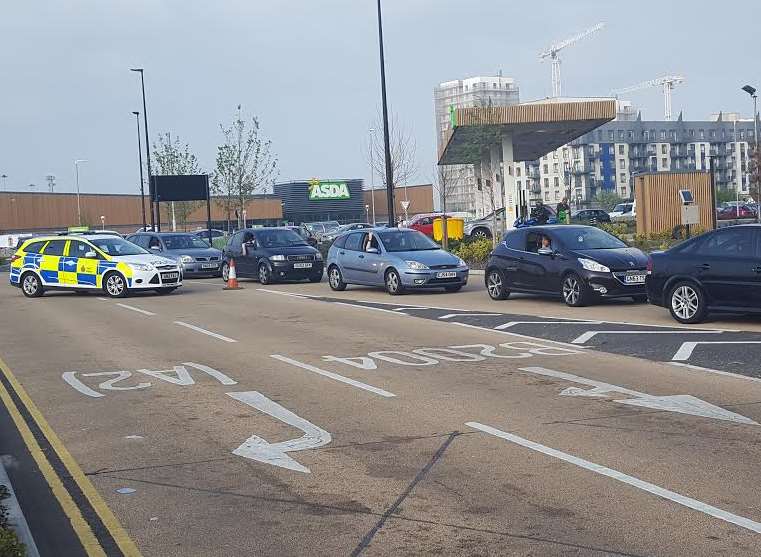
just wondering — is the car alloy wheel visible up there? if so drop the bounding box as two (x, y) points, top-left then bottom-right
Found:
(486, 270), (508, 300)
(669, 283), (705, 323)
(104, 272), (127, 298)
(472, 228), (490, 240)
(385, 269), (403, 295)
(562, 274), (587, 307)
(21, 273), (43, 298)
(328, 266), (346, 291)
(258, 263), (272, 285)
(221, 262), (230, 282)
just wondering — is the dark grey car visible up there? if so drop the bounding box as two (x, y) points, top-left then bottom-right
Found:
(126, 232), (223, 277)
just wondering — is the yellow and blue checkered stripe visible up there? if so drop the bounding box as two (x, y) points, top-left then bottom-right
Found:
(9, 250), (127, 288)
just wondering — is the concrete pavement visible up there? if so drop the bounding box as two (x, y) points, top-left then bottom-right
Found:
(1, 276), (761, 555)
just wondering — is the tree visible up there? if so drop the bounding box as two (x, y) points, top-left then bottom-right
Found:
(593, 190), (625, 212)
(212, 106), (278, 230)
(152, 132), (203, 230)
(368, 112), (418, 221)
(433, 164), (467, 250)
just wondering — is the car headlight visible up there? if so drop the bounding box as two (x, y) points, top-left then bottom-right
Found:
(270, 254), (286, 261)
(180, 255), (194, 264)
(406, 260), (429, 270)
(578, 258), (610, 273)
(314, 253), (323, 260)
(457, 257), (467, 267)
(128, 263), (154, 272)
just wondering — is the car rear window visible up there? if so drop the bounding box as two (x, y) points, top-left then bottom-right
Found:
(23, 240), (46, 253)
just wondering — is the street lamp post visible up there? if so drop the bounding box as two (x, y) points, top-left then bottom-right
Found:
(742, 85), (759, 222)
(368, 128), (376, 224)
(0, 174), (7, 191)
(131, 68), (156, 231)
(74, 159), (87, 226)
(132, 111), (147, 230)
(365, 204), (370, 222)
(376, 0), (395, 226)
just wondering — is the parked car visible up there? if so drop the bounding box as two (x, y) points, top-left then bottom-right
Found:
(406, 213), (454, 237)
(717, 205), (756, 220)
(284, 225), (319, 247)
(570, 209), (611, 225)
(221, 227), (323, 284)
(320, 223), (373, 244)
(647, 225), (761, 324)
(303, 221), (341, 241)
(609, 202), (634, 219)
(126, 232), (223, 277)
(193, 228), (226, 241)
(484, 225), (649, 306)
(327, 228), (468, 295)
(467, 207), (557, 240)
(611, 200), (636, 222)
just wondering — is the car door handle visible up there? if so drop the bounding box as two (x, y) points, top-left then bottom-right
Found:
(696, 263), (710, 270)
(339, 251), (345, 255)
(358, 254), (365, 259)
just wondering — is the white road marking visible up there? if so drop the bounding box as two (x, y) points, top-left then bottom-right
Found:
(467, 421), (761, 534)
(333, 302), (408, 316)
(257, 288), (312, 299)
(495, 320), (603, 330)
(227, 390), (332, 473)
(173, 321), (237, 343)
(572, 329), (722, 345)
(115, 303), (156, 316)
(668, 361), (761, 385)
(439, 313), (502, 319)
(451, 321), (590, 350)
(62, 372), (105, 398)
(519, 366), (757, 425)
(672, 341), (761, 362)
(270, 355), (396, 398)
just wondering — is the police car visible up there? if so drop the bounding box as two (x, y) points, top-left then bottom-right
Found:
(9, 233), (182, 298)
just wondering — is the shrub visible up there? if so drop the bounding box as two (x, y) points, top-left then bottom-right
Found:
(453, 238), (492, 268)
(0, 485), (26, 557)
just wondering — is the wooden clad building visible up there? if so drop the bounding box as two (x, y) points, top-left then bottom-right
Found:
(634, 171), (717, 235)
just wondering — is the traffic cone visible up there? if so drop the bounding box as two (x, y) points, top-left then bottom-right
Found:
(224, 258), (242, 290)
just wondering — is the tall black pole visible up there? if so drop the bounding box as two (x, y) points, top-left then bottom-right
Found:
(376, 0), (395, 225)
(132, 68), (156, 231)
(132, 111), (147, 230)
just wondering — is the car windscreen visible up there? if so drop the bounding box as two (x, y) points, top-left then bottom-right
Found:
(256, 230), (307, 248)
(554, 227), (627, 250)
(90, 237), (148, 256)
(162, 235), (211, 249)
(378, 230), (439, 252)
(323, 222), (340, 232)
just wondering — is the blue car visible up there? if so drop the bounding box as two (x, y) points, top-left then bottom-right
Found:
(326, 228), (469, 295)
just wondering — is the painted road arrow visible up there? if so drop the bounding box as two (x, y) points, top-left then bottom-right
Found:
(520, 367), (758, 425)
(227, 391), (331, 473)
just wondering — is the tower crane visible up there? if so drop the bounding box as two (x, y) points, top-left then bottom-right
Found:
(612, 75), (685, 121)
(539, 23), (605, 98)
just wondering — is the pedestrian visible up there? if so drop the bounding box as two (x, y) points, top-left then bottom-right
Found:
(530, 201), (550, 225)
(556, 197), (570, 224)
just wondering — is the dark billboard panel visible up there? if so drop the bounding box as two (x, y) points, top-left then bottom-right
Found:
(151, 175), (208, 202)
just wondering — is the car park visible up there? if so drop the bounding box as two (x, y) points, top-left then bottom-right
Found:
(485, 225), (648, 306)
(570, 209), (610, 225)
(320, 223), (373, 244)
(303, 221), (341, 241)
(221, 227), (323, 284)
(193, 228), (226, 241)
(126, 232), (223, 277)
(9, 233), (182, 298)
(646, 225), (761, 324)
(284, 225), (320, 247)
(327, 228), (468, 295)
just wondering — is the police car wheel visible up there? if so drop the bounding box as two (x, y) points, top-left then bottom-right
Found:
(21, 272), (43, 298)
(104, 272), (128, 298)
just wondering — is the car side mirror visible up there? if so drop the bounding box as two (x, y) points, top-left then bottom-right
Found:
(366, 247), (380, 254)
(538, 247), (554, 256)
(85, 250), (98, 259)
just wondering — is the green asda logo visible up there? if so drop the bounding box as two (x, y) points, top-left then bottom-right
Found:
(308, 180), (350, 201)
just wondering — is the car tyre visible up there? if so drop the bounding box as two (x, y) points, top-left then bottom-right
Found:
(486, 269), (509, 300)
(103, 271), (129, 298)
(20, 272), (44, 298)
(632, 295), (649, 304)
(258, 262), (273, 285)
(668, 281), (707, 324)
(221, 262), (230, 282)
(444, 285), (462, 293)
(471, 228), (492, 241)
(328, 265), (347, 291)
(384, 268), (404, 296)
(562, 273), (592, 307)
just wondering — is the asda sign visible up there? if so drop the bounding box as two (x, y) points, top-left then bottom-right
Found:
(308, 180), (351, 201)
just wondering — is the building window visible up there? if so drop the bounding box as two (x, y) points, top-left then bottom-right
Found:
(618, 130), (624, 140)
(553, 163), (559, 173)
(710, 130), (716, 138)
(620, 173), (626, 183)
(544, 178), (549, 187)
(563, 148), (569, 160)
(555, 191), (561, 201)
(660, 130), (666, 140)
(618, 145), (624, 155)
(643, 131), (649, 140)
(544, 191), (550, 201)
(700, 144), (706, 153)
(662, 157), (668, 167)
(689, 129), (695, 137)
(619, 158), (626, 168)
(543, 164), (548, 173)
(516, 180), (521, 188)
(670, 130), (676, 140)
(608, 130), (614, 140)
(628, 131), (633, 139)
(699, 129), (705, 139)
(661, 144), (667, 154)
(553, 151), (558, 159)
(620, 187), (627, 196)
(516, 167), (521, 177)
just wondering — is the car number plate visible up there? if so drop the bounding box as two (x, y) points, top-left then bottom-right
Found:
(625, 274), (645, 284)
(162, 272), (179, 279)
(437, 271), (457, 278)
(293, 262), (313, 269)
(201, 263), (217, 269)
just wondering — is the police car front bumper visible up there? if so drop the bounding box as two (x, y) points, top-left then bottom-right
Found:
(131, 266), (183, 289)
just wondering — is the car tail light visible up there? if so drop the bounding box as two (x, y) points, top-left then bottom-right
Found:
(646, 257), (653, 274)
(10, 254), (21, 264)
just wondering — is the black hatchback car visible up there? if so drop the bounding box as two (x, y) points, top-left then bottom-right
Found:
(221, 227), (324, 284)
(571, 209), (611, 225)
(485, 225), (649, 306)
(647, 225), (761, 324)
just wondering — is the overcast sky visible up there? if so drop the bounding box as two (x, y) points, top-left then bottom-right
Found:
(1, 0), (759, 195)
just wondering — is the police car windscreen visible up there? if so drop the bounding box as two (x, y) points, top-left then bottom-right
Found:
(91, 237), (148, 256)
(163, 235), (210, 249)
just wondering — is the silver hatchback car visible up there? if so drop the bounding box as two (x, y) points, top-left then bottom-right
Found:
(326, 228), (468, 295)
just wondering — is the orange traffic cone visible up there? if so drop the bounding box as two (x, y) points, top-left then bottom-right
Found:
(224, 258), (242, 290)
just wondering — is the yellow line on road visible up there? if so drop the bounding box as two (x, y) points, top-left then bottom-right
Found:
(0, 355), (142, 557)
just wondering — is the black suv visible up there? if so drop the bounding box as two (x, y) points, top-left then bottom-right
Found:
(221, 227), (323, 284)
